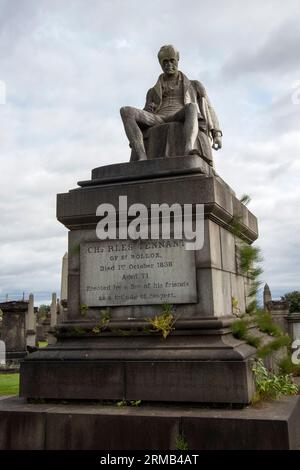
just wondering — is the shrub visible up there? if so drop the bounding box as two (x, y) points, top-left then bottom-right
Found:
(252, 359), (298, 401)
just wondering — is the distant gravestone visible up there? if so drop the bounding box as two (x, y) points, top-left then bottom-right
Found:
(0, 340), (5, 365)
(0, 301), (28, 360)
(286, 312), (300, 341)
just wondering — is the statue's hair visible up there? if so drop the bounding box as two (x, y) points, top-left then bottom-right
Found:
(157, 45), (179, 63)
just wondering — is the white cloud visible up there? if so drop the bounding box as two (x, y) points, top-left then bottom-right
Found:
(0, 0), (299, 305)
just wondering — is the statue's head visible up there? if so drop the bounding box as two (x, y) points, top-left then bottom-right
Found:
(157, 45), (179, 76)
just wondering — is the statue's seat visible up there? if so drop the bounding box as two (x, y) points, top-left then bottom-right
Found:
(130, 121), (213, 165)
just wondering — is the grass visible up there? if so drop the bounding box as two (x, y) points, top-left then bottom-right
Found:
(0, 373), (19, 396)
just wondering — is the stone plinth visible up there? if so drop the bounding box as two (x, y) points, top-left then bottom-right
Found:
(0, 301), (28, 360)
(20, 156), (259, 404)
(0, 396), (300, 450)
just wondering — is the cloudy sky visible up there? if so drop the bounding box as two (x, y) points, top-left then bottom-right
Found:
(0, 0), (299, 305)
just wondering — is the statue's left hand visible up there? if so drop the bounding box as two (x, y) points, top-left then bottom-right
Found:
(212, 135), (222, 150)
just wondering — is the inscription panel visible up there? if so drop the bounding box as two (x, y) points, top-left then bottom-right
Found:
(80, 239), (197, 306)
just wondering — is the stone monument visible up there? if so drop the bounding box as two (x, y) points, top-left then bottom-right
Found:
(0, 301), (28, 361)
(263, 283), (289, 333)
(20, 45), (259, 404)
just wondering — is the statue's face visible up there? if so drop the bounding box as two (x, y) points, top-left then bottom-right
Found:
(161, 57), (179, 76)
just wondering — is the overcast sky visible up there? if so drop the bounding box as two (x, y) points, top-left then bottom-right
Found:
(0, 0), (299, 305)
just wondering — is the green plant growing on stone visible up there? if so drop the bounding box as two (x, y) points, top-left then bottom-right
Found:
(239, 244), (263, 314)
(255, 310), (283, 337)
(232, 296), (241, 317)
(246, 335), (261, 349)
(257, 335), (291, 359)
(240, 194), (251, 206)
(239, 245), (263, 276)
(116, 399), (142, 407)
(231, 319), (248, 339)
(230, 215), (243, 238)
(130, 400), (142, 407)
(116, 399), (127, 407)
(175, 432), (189, 451)
(231, 319), (261, 349)
(148, 304), (176, 339)
(80, 304), (89, 316)
(278, 355), (300, 376)
(252, 359), (298, 401)
(92, 308), (111, 334)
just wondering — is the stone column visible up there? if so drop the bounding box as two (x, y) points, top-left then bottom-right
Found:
(50, 293), (57, 328)
(26, 293), (36, 348)
(61, 252), (68, 303)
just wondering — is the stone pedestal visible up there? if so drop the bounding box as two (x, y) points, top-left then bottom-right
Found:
(20, 156), (259, 404)
(0, 395), (300, 450)
(0, 301), (28, 361)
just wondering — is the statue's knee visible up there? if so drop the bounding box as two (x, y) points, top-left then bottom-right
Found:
(120, 106), (132, 118)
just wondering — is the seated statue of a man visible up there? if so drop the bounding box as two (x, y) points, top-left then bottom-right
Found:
(120, 44), (222, 166)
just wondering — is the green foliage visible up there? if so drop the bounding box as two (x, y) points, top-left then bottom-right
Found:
(240, 194), (251, 206)
(130, 400), (142, 407)
(231, 319), (261, 348)
(116, 399), (142, 407)
(80, 304), (89, 316)
(235, 240), (263, 316)
(255, 311), (283, 337)
(278, 356), (300, 376)
(148, 305), (176, 339)
(92, 308), (111, 334)
(281, 291), (300, 313)
(246, 335), (262, 348)
(230, 215), (243, 237)
(0, 373), (19, 396)
(257, 336), (291, 359)
(252, 359), (298, 401)
(246, 300), (258, 315)
(239, 245), (263, 275)
(38, 304), (50, 321)
(231, 312), (290, 357)
(116, 399), (127, 407)
(231, 319), (248, 339)
(175, 432), (189, 451)
(232, 296), (240, 316)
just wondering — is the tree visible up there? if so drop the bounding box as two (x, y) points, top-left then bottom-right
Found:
(38, 304), (50, 321)
(281, 291), (300, 313)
